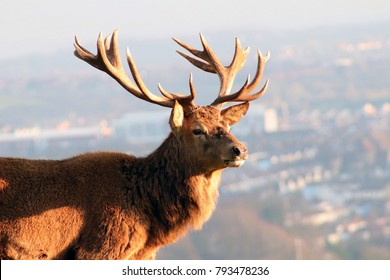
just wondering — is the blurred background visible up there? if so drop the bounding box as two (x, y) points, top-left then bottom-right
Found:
(1, 0), (390, 259)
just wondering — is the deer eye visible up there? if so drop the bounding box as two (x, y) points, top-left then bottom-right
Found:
(192, 129), (203, 135)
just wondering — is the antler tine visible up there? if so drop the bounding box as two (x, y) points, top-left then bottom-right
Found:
(174, 34), (266, 108)
(246, 50), (270, 92)
(173, 37), (216, 73)
(210, 49), (270, 107)
(74, 34), (105, 72)
(212, 36), (250, 101)
(74, 30), (197, 108)
(157, 73), (196, 107)
(103, 31), (122, 69)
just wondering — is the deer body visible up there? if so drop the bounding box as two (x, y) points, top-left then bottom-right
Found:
(0, 30), (269, 259)
(0, 136), (221, 259)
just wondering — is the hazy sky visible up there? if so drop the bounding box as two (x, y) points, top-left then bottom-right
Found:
(1, 0), (389, 60)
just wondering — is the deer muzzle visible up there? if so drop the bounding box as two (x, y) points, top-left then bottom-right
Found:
(225, 143), (248, 167)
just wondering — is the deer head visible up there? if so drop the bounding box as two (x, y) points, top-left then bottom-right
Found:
(74, 30), (269, 171)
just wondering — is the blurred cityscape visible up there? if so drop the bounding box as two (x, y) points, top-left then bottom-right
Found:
(0, 22), (389, 259)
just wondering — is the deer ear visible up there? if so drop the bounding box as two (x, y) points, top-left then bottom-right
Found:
(169, 101), (184, 135)
(221, 102), (250, 125)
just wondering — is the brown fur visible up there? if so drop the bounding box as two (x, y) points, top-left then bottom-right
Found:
(0, 103), (250, 259)
(0, 30), (269, 259)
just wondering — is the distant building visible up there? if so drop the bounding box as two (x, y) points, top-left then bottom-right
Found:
(264, 108), (279, 133)
(111, 110), (169, 144)
(0, 124), (105, 158)
(363, 103), (378, 117)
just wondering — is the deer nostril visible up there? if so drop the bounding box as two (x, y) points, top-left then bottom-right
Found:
(232, 146), (241, 157)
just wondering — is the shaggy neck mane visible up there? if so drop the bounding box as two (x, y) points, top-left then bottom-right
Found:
(120, 132), (221, 246)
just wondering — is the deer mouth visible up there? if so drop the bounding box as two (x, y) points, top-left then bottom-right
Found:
(224, 159), (245, 167)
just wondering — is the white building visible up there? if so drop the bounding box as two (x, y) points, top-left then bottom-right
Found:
(264, 108), (279, 133)
(111, 110), (169, 144)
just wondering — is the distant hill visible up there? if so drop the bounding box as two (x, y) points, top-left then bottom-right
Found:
(158, 193), (324, 259)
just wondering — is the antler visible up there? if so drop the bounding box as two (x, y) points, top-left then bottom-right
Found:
(74, 30), (196, 108)
(173, 34), (269, 108)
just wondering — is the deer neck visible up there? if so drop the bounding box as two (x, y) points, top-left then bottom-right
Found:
(142, 132), (221, 229)
(147, 132), (221, 180)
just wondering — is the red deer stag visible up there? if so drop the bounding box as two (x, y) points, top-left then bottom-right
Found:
(0, 30), (269, 259)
